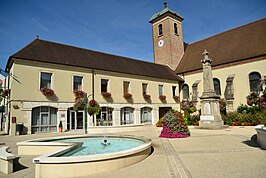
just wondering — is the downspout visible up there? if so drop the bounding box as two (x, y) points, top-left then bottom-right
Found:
(6, 71), (10, 135)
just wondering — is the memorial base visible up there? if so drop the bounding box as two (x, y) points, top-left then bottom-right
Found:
(197, 115), (228, 130)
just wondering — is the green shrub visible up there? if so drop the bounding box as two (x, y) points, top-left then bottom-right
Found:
(156, 118), (164, 127)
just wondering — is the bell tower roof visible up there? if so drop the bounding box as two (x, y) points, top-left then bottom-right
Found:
(149, 2), (183, 23)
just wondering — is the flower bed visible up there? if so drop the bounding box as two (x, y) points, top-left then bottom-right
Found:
(40, 88), (54, 96)
(159, 109), (190, 138)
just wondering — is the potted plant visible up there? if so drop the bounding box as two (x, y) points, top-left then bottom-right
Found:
(173, 95), (180, 102)
(143, 94), (151, 100)
(40, 87), (55, 96)
(58, 121), (63, 133)
(159, 95), (166, 100)
(124, 93), (132, 99)
(101, 92), (111, 98)
(87, 100), (101, 116)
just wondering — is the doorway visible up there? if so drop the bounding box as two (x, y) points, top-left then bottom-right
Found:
(159, 107), (172, 119)
(67, 109), (84, 130)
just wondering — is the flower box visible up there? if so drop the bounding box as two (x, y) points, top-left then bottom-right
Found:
(173, 95), (180, 101)
(123, 93), (132, 99)
(73, 90), (85, 98)
(159, 95), (166, 100)
(143, 94), (151, 100)
(40, 88), (54, 96)
(101, 92), (111, 98)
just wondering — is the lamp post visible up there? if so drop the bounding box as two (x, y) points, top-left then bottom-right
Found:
(84, 93), (92, 134)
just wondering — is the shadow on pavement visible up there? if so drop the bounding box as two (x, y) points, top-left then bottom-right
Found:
(13, 157), (28, 172)
(241, 134), (260, 148)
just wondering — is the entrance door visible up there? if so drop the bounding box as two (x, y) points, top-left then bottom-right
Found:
(159, 107), (172, 119)
(69, 110), (84, 130)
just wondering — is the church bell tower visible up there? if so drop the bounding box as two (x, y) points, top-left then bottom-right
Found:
(149, 1), (184, 70)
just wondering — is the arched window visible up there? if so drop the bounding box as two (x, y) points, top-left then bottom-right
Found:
(31, 106), (57, 133)
(174, 23), (178, 35)
(158, 24), (163, 36)
(182, 84), (189, 100)
(121, 107), (134, 125)
(213, 78), (221, 95)
(141, 107), (152, 124)
(249, 72), (262, 92)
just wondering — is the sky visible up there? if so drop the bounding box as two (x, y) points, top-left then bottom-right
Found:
(0, 0), (265, 70)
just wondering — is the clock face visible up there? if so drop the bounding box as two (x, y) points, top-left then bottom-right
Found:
(158, 39), (164, 47)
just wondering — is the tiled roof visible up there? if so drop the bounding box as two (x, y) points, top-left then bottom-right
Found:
(176, 18), (266, 74)
(7, 39), (183, 81)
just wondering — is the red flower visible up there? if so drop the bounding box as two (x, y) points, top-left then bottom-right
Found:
(143, 94), (151, 100)
(159, 95), (166, 100)
(40, 88), (54, 96)
(124, 93), (132, 99)
(101, 92), (111, 98)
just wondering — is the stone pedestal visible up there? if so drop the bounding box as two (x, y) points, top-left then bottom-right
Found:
(199, 99), (227, 129)
(198, 50), (227, 129)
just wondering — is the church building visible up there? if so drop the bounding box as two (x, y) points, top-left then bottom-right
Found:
(1, 2), (266, 135)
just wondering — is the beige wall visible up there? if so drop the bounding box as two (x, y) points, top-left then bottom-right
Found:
(7, 58), (181, 134)
(180, 60), (266, 110)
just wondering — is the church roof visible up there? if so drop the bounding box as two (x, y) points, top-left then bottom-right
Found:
(176, 18), (266, 74)
(149, 7), (183, 23)
(7, 39), (183, 81)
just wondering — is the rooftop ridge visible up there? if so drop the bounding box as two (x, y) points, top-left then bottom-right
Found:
(189, 17), (266, 46)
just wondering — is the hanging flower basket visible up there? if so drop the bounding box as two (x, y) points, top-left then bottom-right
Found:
(159, 95), (166, 100)
(143, 94), (151, 100)
(87, 99), (101, 116)
(73, 103), (86, 111)
(124, 93), (132, 99)
(101, 92), (111, 98)
(1, 89), (10, 97)
(40, 88), (54, 96)
(173, 95), (180, 102)
(73, 90), (85, 98)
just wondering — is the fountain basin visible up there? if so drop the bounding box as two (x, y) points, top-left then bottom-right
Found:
(17, 135), (152, 178)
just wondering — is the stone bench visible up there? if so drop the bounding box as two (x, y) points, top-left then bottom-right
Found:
(0, 146), (16, 174)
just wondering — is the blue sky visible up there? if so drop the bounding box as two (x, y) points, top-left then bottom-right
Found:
(0, 0), (265, 70)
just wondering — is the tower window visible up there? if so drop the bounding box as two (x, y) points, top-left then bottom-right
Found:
(158, 24), (163, 36)
(174, 23), (178, 35)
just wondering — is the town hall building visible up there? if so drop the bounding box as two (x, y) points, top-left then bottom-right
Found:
(1, 2), (266, 135)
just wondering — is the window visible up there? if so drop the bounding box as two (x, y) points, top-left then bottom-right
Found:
(213, 78), (221, 95)
(101, 79), (109, 92)
(141, 107), (152, 124)
(174, 23), (178, 35)
(40, 72), (52, 89)
(158, 24), (163, 36)
(121, 107), (134, 125)
(73, 76), (83, 90)
(182, 84), (189, 100)
(142, 83), (148, 95)
(96, 107), (113, 126)
(249, 72), (262, 92)
(192, 80), (200, 102)
(172, 86), (177, 96)
(159, 85), (164, 95)
(225, 75), (235, 100)
(31, 106), (57, 134)
(123, 81), (130, 94)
